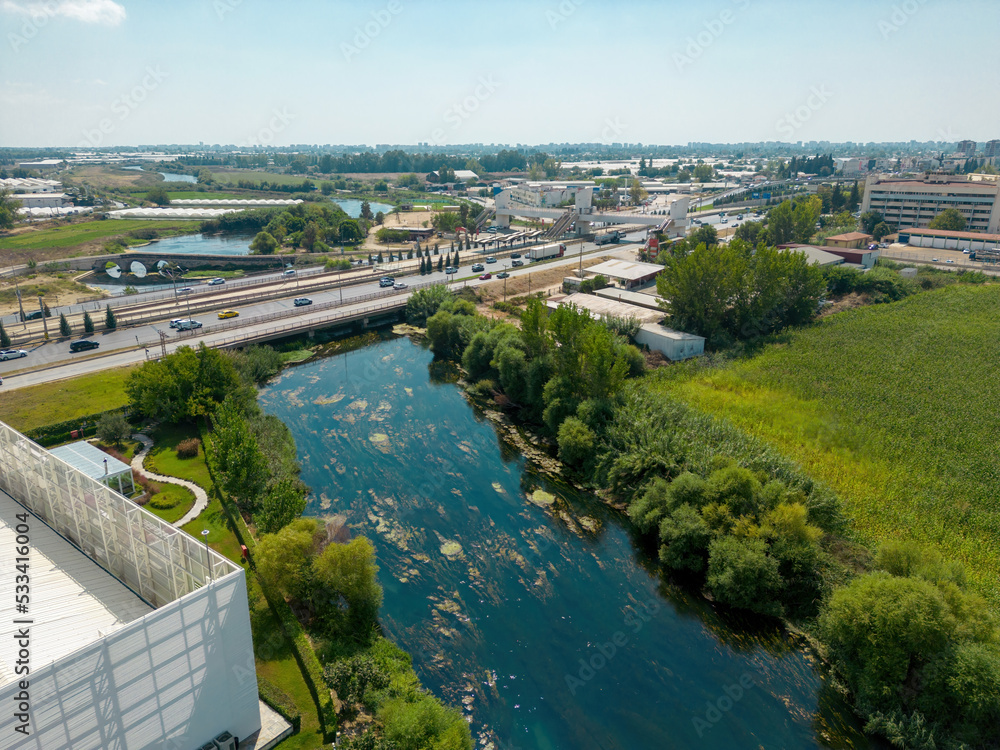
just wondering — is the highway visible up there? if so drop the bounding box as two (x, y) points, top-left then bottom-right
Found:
(0, 231), (648, 389)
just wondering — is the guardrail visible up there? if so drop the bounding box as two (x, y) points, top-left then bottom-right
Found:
(174, 278), (451, 339)
(196, 297), (420, 348)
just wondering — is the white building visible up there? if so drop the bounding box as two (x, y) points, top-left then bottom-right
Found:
(0, 178), (61, 193)
(12, 193), (69, 209)
(862, 173), (1000, 233)
(0, 420), (271, 750)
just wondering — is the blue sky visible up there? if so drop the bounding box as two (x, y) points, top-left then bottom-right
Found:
(2, 0), (998, 148)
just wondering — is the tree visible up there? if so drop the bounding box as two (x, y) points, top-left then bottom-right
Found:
(96, 411), (131, 449)
(860, 210), (885, 235)
(250, 231), (278, 254)
(557, 416), (596, 469)
(197, 168), (214, 185)
(126, 344), (244, 424)
(0, 188), (19, 230)
(301, 222), (318, 251)
(0, 321), (9, 348)
(693, 164), (714, 182)
(256, 518), (322, 600)
(82, 311), (94, 333)
(339, 219), (363, 244)
(212, 397), (269, 515)
(691, 224), (718, 247)
(792, 195), (822, 243)
(405, 285), (452, 325)
(104, 305), (117, 329)
(255, 478), (307, 534)
(629, 178), (648, 206)
(145, 187), (170, 206)
(872, 222), (892, 242)
(706, 536), (784, 616)
(360, 200), (374, 221)
(374, 210), (385, 225)
(312, 536), (383, 633)
(58, 313), (71, 337)
(436, 256), (443, 272)
(928, 208), (967, 231)
(767, 200), (795, 245)
(846, 180), (860, 212)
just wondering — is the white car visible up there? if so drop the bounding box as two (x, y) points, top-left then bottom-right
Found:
(393, 282), (408, 290)
(0, 349), (27, 361)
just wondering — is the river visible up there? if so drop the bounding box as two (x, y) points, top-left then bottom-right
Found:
(258, 334), (874, 750)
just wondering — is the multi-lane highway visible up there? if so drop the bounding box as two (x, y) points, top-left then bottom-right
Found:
(0, 231), (648, 389)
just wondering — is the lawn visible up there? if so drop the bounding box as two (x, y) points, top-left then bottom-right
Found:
(164, 191), (249, 201)
(656, 283), (1000, 606)
(145, 423), (213, 493)
(144, 482), (196, 524)
(0, 219), (198, 251)
(0, 367), (134, 432)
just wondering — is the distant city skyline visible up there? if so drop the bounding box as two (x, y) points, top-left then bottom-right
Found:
(2, 0), (999, 148)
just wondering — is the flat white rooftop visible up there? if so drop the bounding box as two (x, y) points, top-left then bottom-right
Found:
(0, 489), (152, 687)
(547, 292), (663, 324)
(586, 259), (664, 282)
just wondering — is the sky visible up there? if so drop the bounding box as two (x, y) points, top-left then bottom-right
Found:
(1, 0), (999, 148)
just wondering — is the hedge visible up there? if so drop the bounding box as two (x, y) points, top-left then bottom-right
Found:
(25, 408), (130, 447)
(257, 677), (301, 734)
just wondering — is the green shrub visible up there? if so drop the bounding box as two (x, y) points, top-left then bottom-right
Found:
(175, 437), (201, 459)
(257, 677), (301, 734)
(323, 654), (390, 709)
(706, 536), (784, 617)
(557, 416), (595, 469)
(378, 695), (471, 750)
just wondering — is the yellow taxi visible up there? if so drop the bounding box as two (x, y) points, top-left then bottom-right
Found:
(217, 310), (239, 319)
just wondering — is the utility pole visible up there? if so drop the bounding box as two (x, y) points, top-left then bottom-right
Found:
(159, 330), (167, 358)
(9, 263), (26, 327)
(38, 296), (48, 339)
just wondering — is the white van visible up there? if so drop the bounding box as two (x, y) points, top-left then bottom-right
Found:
(176, 319), (203, 330)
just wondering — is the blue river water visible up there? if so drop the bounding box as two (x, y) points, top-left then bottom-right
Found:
(258, 335), (875, 750)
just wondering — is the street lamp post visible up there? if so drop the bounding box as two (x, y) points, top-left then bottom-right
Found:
(201, 529), (212, 582)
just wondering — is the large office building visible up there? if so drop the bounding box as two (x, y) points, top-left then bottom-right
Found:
(0, 420), (267, 749)
(956, 140), (977, 157)
(861, 173), (1000, 233)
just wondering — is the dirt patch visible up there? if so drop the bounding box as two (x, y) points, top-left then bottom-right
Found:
(819, 291), (873, 317)
(476, 256), (611, 303)
(0, 273), (104, 316)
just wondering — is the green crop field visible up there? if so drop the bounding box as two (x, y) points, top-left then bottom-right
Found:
(163, 191), (248, 201)
(654, 284), (1000, 606)
(210, 170), (312, 186)
(0, 219), (198, 251)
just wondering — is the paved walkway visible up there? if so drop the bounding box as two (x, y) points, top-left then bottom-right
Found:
(131, 433), (210, 527)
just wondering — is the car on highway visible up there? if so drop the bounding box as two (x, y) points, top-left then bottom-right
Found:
(510, 253), (521, 259)
(946, 259), (955, 264)
(393, 282), (408, 290)
(379, 277), (395, 287)
(0, 349), (27, 361)
(169, 318), (184, 329)
(471, 263), (485, 272)
(176, 319), (203, 330)
(497, 272), (510, 279)
(445, 266), (458, 274)
(486, 227), (498, 233)
(178, 287), (194, 294)
(479, 273), (492, 280)
(511, 259), (524, 267)
(932, 258), (939, 262)
(293, 297), (312, 306)
(69, 340), (100, 353)
(22, 310), (43, 321)
(486, 256), (497, 264)
(217, 310), (239, 319)
(283, 269), (296, 276)
(207, 277), (226, 286)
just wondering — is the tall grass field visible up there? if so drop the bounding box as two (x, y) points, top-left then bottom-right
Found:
(654, 284), (1000, 606)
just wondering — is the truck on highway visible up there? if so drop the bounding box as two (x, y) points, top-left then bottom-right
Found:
(526, 243), (566, 261)
(594, 230), (623, 246)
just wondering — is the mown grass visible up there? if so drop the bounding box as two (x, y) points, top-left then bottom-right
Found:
(144, 482), (196, 524)
(0, 219), (198, 251)
(0, 367), (134, 431)
(655, 284), (1000, 606)
(210, 170), (313, 186)
(145, 423), (213, 492)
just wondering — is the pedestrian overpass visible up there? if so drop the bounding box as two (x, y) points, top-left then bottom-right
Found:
(494, 186), (690, 239)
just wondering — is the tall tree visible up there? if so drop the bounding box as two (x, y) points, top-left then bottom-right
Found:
(105, 305), (117, 329)
(58, 313), (71, 337)
(846, 181), (860, 212)
(82, 311), (94, 333)
(212, 397), (269, 515)
(928, 208), (967, 231)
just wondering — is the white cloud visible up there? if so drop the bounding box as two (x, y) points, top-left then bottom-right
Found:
(1, 0), (126, 26)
